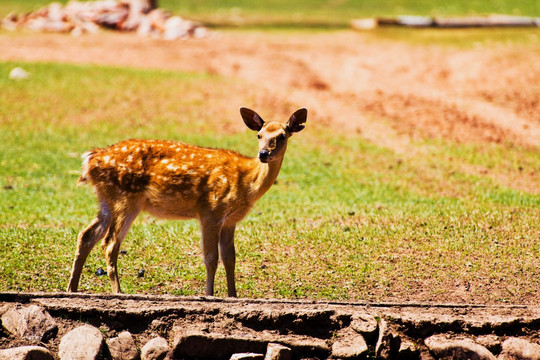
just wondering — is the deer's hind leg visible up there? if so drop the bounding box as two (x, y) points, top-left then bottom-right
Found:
(67, 201), (112, 292)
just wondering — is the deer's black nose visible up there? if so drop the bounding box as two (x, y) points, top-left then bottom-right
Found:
(258, 149), (270, 162)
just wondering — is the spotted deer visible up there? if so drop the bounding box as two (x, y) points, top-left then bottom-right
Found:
(67, 107), (307, 297)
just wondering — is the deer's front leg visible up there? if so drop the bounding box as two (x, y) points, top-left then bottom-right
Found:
(201, 221), (220, 296)
(220, 225), (237, 298)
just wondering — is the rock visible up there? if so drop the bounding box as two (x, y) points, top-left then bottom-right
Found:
(424, 334), (496, 360)
(351, 313), (378, 344)
(499, 337), (540, 360)
(0, 346), (54, 360)
(331, 329), (368, 359)
(173, 329), (267, 359)
(9, 67), (30, 80)
(4, 1), (208, 40)
(163, 16), (194, 40)
(351, 18), (378, 30)
(230, 353), (264, 360)
(476, 335), (501, 354)
(106, 331), (140, 360)
(47, 2), (64, 22)
(1, 305), (57, 342)
(264, 343), (291, 360)
(58, 324), (104, 360)
(141, 336), (170, 360)
(397, 340), (420, 359)
(375, 319), (401, 359)
(0, 303), (11, 316)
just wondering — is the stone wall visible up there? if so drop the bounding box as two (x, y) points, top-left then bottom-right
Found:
(1, 292), (540, 360)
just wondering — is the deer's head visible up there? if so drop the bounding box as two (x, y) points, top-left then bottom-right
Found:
(240, 107), (307, 163)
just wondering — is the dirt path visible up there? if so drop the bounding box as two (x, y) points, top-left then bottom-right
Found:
(2, 30), (539, 151)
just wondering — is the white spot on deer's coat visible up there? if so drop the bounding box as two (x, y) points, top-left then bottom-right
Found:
(121, 146), (128, 152)
(103, 155), (111, 164)
(126, 155), (133, 163)
(161, 159), (170, 164)
(167, 164), (179, 171)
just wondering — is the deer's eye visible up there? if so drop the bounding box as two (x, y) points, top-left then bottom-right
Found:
(278, 134), (286, 141)
(257, 134), (262, 139)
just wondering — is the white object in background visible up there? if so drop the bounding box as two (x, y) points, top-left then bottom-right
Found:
(9, 67), (31, 80)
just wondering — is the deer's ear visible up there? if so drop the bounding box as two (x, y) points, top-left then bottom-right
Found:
(240, 107), (265, 131)
(286, 108), (307, 133)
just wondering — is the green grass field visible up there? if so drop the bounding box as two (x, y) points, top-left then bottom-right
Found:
(1, 61), (539, 302)
(1, 0), (539, 26)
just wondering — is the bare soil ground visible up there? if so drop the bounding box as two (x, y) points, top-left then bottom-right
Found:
(2, 30), (539, 149)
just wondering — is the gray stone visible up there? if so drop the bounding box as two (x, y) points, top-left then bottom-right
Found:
(107, 331), (140, 360)
(264, 343), (292, 360)
(1, 305), (57, 342)
(499, 337), (540, 360)
(59, 324), (104, 360)
(351, 313), (378, 344)
(424, 334), (496, 360)
(331, 329), (368, 359)
(0, 346), (54, 360)
(230, 353), (264, 360)
(375, 319), (401, 359)
(0, 303), (12, 316)
(141, 336), (170, 360)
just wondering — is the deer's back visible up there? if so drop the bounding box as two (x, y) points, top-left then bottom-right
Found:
(81, 139), (256, 221)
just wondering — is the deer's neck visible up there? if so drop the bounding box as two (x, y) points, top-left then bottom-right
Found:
(245, 157), (284, 203)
